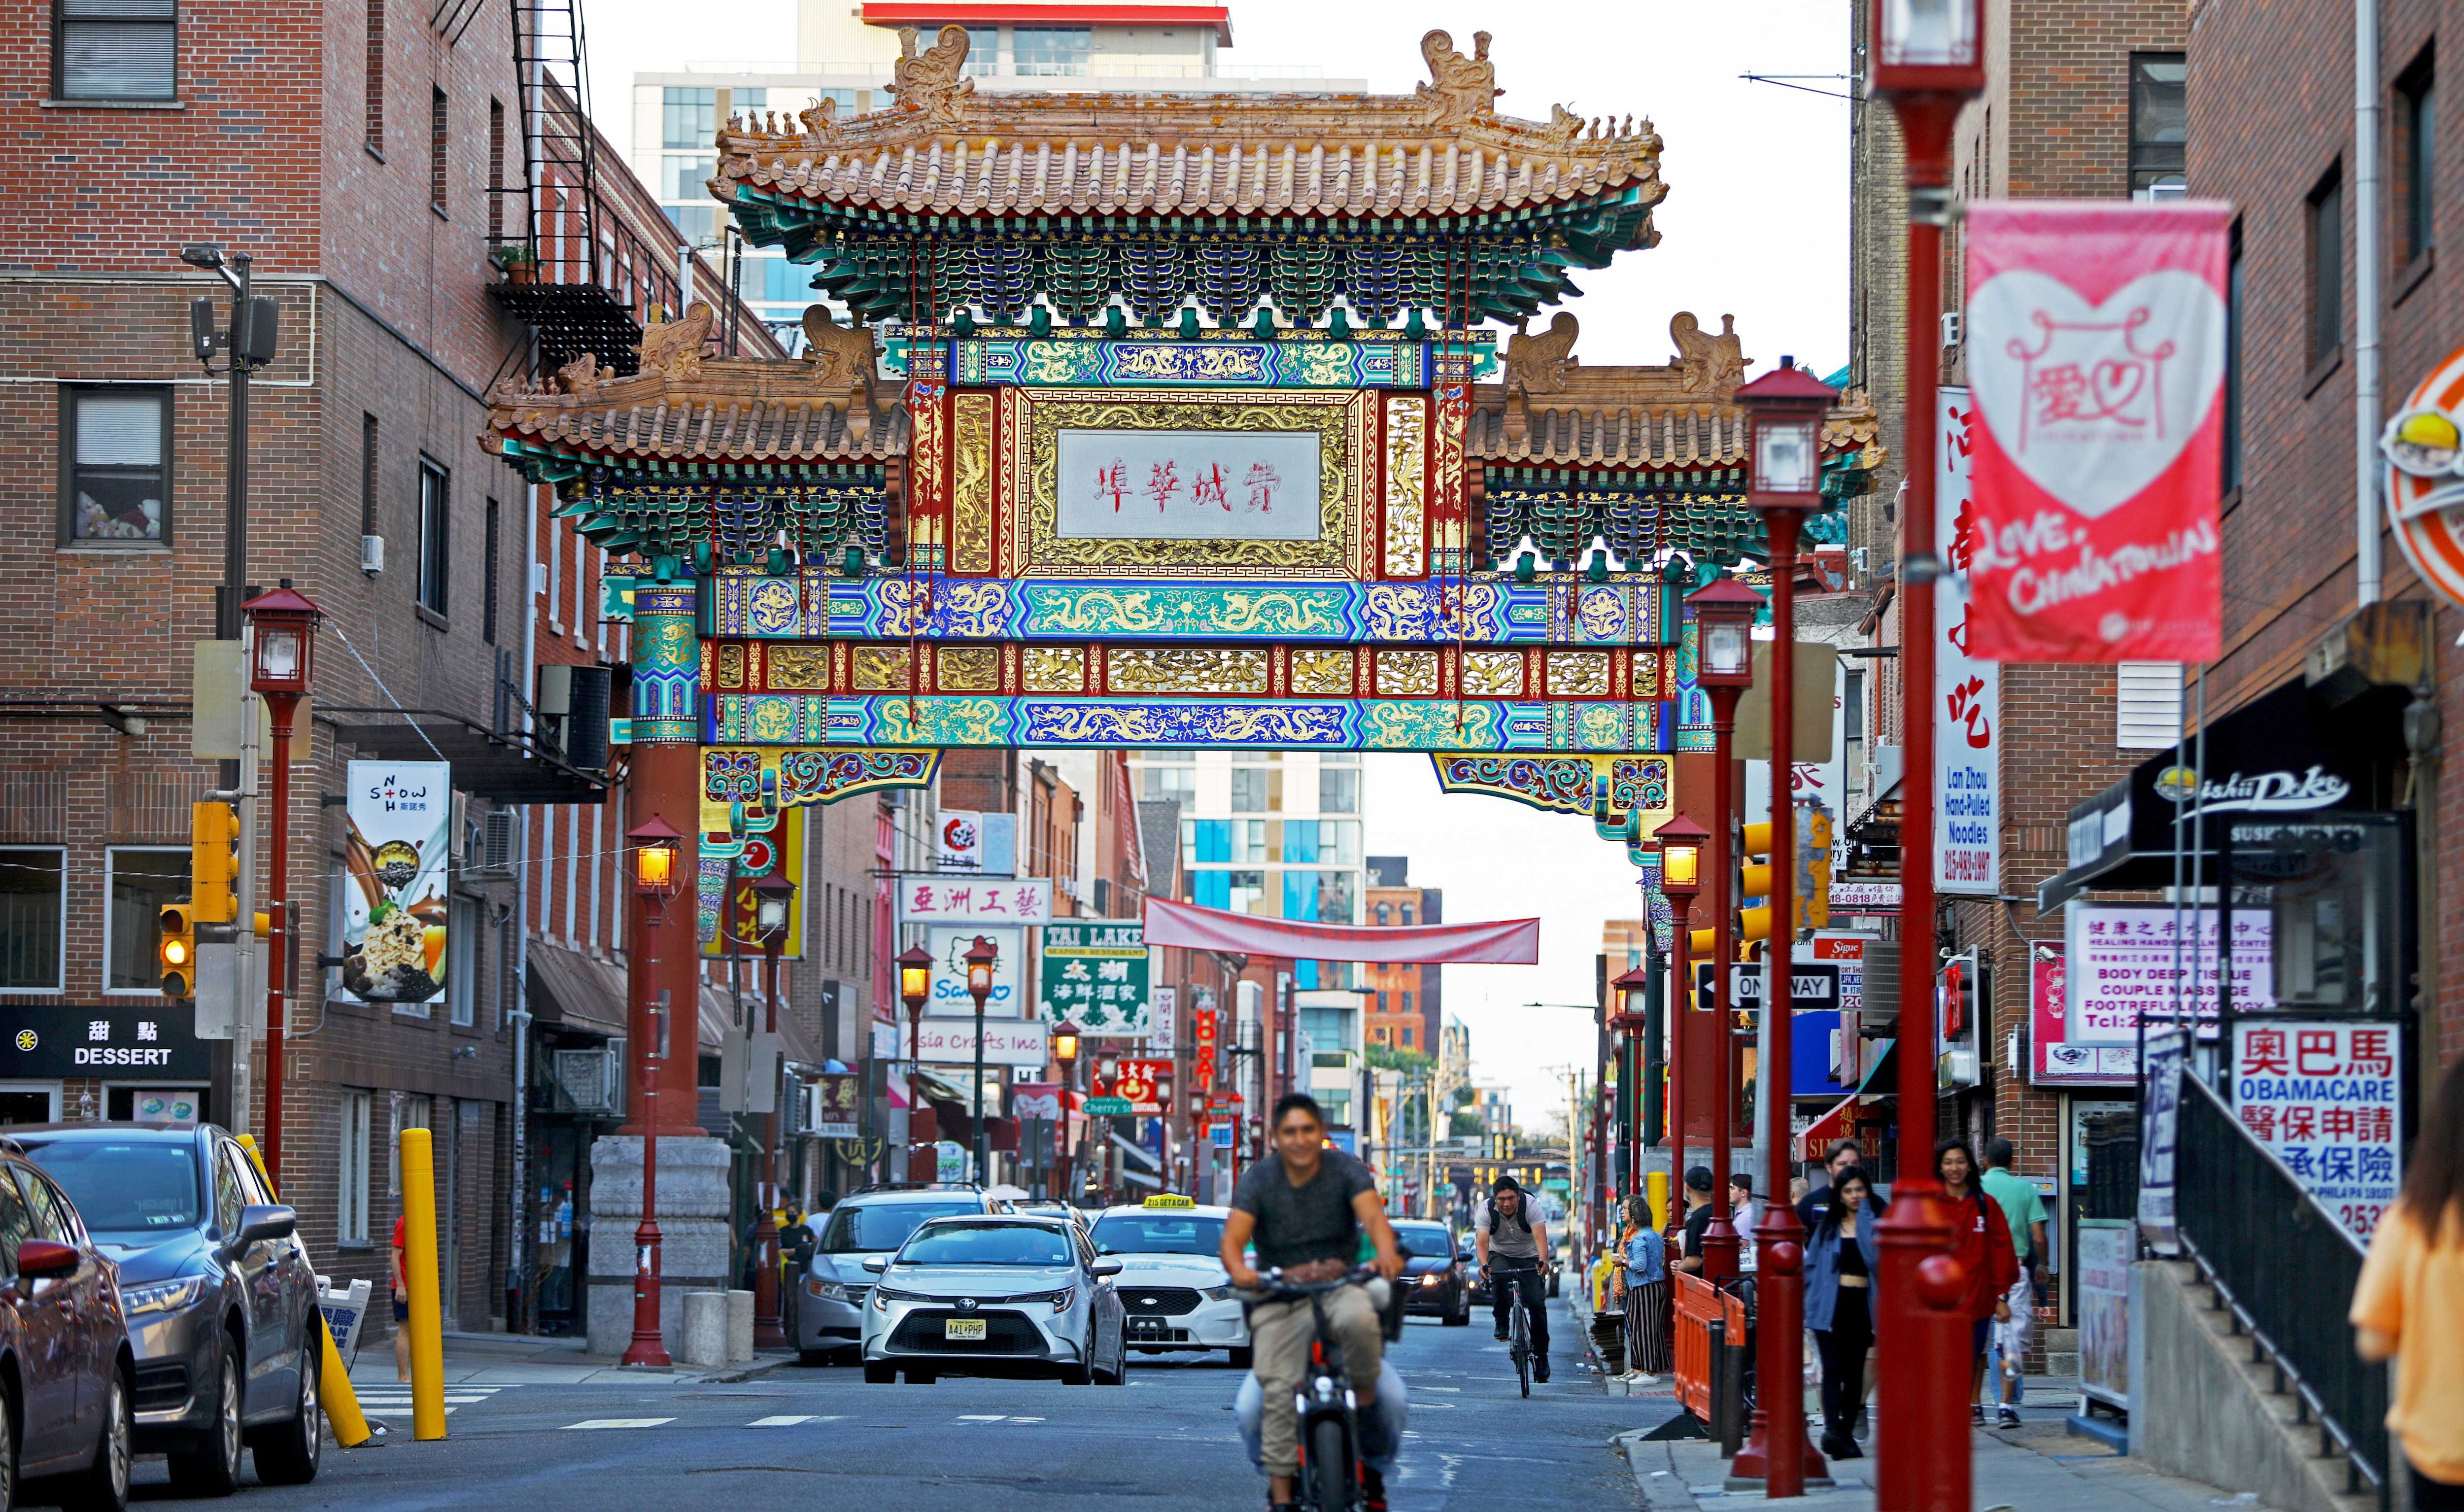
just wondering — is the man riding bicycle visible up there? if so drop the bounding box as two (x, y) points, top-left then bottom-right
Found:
(1221, 1093), (1406, 1512)
(1474, 1175), (1552, 1382)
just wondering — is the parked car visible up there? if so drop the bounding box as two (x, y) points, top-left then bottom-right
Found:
(0, 1136), (136, 1511)
(1088, 1197), (1250, 1367)
(17, 1124), (321, 1497)
(794, 1184), (1008, 1366)
(860, 1213), (1127, 1385)
(1392, 1220), (1472, 1326)
(1460, 1234), (1489, 1306)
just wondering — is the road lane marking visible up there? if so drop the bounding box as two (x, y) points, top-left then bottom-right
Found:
(562, 1418), (676, 1430)
(748, 1415), (819, 1427)
(957, 1414), (1008, 1422)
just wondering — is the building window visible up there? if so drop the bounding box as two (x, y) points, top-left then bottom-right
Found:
(1401, 1025), (1414, 1049)
(417, 458), (449, 618)
(363, 0), (382, 151)
(482, 498), (500, 644)
(388, 1094), (431, 1196)
(1012, 26), (1088, 76)
(1402, 991), (1414, 1017)
(1230, 765), (1268, 813)
(958, 27), (998, 75)
(1375, 903), (1390, 925)
(55, 0), (176, 101)
(60, 386), (170, 545)
(430, 87), (448, 215)
(2398, 55), (2435, 266)
(2224, 224), (2244, 491)
(486, 98), (506, 241)
(447, 896), (479, 1027)
(2128, 53), (2186, 201)
(360, 414), (379, 534)
(1400, 904), (1414, 925)
(1140, 763), (1195, 803)
(1227, 870), (1265, 914)
(2308, 166), (2345, 368)
(105, 848), (187, 994)
(338, 1091), (371, 1243)
(0, 850), (65, 993)
(1319, 766), (1359, 814)
(1314, 871), (1357, 926)
(661, 86), (714, 147)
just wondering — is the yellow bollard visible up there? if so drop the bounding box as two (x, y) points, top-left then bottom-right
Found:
(1647, 1169), (1670, 1232)
(397, 1128), (447, 1441)
(235, 1136), (372, 1448)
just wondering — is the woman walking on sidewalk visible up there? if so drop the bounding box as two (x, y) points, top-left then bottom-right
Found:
(2353, 1053), (2464, 1512)
(1619, 1196), (1671, 1381)
(1804, 1166), (1882, 1458)
(1936, 1139), (2019, 1424)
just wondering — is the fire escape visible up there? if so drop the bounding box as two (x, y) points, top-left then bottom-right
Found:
(490, 0), (681, 377)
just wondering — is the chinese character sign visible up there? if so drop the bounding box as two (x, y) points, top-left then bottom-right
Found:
(811, 1072), (861, 1138)
(1055, 428), (1322, 542)
(340, 760), (451, 1005)
(1937, 387), (2002, 895)
(2064, 904), (2273, 1042)
(1037, 921), (1151, 1037)
(1963, 202), (2232, 660)
(896, 877), (1053, 926)
(1092, 1057), (1171, 1116)
(2232, 1021), (2403, 1240)
(2032, 942), (2138, 1085)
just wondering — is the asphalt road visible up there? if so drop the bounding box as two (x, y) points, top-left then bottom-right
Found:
(119, 1288), (1668, 1510)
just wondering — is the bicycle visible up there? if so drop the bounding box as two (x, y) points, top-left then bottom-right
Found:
(1485, 1263), (1535, 1397)
(1250, 1266), (1383, 1512)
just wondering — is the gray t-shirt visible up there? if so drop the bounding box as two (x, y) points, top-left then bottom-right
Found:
(1230, 1150), (1377, 1272)
(1477, 1197), (1542, 1262)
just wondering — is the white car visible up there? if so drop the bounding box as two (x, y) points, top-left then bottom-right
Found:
(1088, 1199), (1252, 1368)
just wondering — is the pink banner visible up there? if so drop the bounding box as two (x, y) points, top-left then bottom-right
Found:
(1963, 201), (2232, 661)
(1140, 897), (1539, 965)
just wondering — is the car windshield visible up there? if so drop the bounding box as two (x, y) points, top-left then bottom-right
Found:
(1090, 1213), (1225, 1257)
(1394, 1223), (1452, 1259)
(898, 1223), (1075, 1267)
(818, 1200), (978, 1254)
(22, 1139), (201, 1235)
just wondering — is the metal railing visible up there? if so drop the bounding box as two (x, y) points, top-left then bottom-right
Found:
(2175, 1071), (2388, 1504)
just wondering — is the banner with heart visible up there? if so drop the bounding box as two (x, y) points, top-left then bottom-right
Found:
(1962, 202), (2233, 661)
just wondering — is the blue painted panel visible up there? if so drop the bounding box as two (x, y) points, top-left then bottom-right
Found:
(1792, 1011), (1854, 1098)
(1297, 960), (1319, 991)
(1283, 821), (1319, 863)
(1195, 871), (1231, 910)
(1283, 870), (1314, 920)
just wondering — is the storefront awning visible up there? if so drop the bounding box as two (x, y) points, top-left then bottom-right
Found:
(527, 940), (627, 1038)
(1141, 897), (1539, 964)
(2035, 678), (2410, 913)
(1799, 1094), (1857, 1160)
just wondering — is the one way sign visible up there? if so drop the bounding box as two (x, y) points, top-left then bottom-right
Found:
(1691, 962), (1841, 1013)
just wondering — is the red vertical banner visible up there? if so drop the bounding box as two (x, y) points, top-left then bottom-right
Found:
(1962, 202), (2233, 661)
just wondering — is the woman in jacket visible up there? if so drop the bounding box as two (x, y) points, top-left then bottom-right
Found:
(1803, 1165), (1882, 1457)
(1938, 1138), (2020, 1424)
(1619, 1195), (1672, 1382)
(2352, 1052), (2464, 1511)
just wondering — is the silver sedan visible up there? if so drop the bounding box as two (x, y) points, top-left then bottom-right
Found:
(859, 1215), (1128, 1385)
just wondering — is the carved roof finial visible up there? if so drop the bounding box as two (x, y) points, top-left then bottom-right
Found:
(889, 24), (977, 123)
(1417, 29), (1501, 126)
(1502, 311), (1579, 396)
(799, 94), (841, 144)
(1671, 310), (1752, 401)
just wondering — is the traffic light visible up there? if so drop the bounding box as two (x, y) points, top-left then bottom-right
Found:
(191, 801), (238, 926)
(1800, 803), (1835, 930)
(1690, 823), (1777, 960)
(1690, 810), (1832, 955)
(158, 903), (197, 998)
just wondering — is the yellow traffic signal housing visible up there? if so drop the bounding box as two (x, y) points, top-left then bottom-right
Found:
(1801, 809), (1836, 929)
(191, 801), (239, 925)
(158, 903), (197, 998)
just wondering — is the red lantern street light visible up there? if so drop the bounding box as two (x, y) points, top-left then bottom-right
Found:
(897, 943), (936, 1182)
(1684, 576), (1759, 1288)
(622, 815), (686, 1368)
(963, 935), (1000, 1182)
(746, 868), (797, 1349)
(240, 581), (322, 1192)
(1051, 1019), (1083, 1203)
(1652, 812), (1710, 1245)
(1609, 962), (1652, 1214)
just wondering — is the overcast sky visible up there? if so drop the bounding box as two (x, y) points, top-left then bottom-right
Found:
(582, 0), (1852, 1124)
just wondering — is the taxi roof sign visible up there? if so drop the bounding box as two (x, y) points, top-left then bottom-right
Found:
(1143, 1194), (1195, 1209)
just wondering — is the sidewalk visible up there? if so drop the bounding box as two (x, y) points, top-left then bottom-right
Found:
(343, 1329), (794, 1388)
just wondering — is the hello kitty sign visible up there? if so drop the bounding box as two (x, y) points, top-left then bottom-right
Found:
(1962, 202), (2233, 661)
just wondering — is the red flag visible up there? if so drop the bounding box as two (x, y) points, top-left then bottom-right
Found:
(1963, 201), (2232, 661)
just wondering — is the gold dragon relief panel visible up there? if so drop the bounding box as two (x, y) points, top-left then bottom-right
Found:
(1382, 392), (1427, 579)
(1546, 651), (1613, 699)
(950, 391), (996, 575)
(1374, 649), (1441, 698)
(852, 646), (915, 692)
(1288, 648), (1355, 696)
(767, 645), (832, 691)
(1023, 646), (1086, 693)
(1103, 647), (1272, 697)
(1460, 649), (1527, 698)
(936, 645), (1003, 692)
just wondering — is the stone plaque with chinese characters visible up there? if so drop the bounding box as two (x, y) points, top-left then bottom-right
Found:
(1055, 428), (1322, 541)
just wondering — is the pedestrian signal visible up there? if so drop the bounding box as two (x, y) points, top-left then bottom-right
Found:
(158, 903), (197, 998)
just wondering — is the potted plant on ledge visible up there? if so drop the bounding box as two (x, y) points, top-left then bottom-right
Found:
(489, 241), (536, 285)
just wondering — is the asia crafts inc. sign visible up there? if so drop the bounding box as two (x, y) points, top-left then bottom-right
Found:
(2231, 1021), (2403, 1241)
(897, 877), (1053, 926)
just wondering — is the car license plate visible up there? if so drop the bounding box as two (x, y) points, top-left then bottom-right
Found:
(944, 1318), (988, 1341)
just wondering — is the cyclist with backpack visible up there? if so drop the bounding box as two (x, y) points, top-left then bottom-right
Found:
(1476, 1175), (1553, 1382)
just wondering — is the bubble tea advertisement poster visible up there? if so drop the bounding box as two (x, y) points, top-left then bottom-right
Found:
(341, 761), (451, 1005)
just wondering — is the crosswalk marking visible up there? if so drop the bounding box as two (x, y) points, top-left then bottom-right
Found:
(563, 1418), (675, 1430)
(954, 1414), (1046, 1424)
(748, 1415), (819, 1427)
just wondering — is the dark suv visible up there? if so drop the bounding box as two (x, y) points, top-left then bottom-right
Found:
(0, 1138), (136, 1511)
(17, 1125), (321, 1496)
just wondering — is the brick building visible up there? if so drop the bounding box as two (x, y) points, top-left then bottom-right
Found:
(1363, 855), (1441, 1055)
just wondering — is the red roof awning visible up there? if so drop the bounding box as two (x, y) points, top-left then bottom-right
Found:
(1798, 1093), (1858, 1161)
(1141, 897), (1539, 964)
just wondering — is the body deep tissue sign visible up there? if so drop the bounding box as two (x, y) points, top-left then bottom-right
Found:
(1963, 202), (2232, 661)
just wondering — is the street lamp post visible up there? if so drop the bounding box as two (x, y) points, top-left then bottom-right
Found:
(1654, 815), (1707, 1241)
(747, 869), (796, 1350)
(1052, 1019), (1082, 1202)
(1685, 578), (1760, 1283)
(1608, 965), (1651, 1221)
(241, 583), (320, 1190)
(1730, 357), (1843, 1495)
(897, 944), (934, 1182)
(1871, 0), (1986, 1504)
(624, 818), (684, 1368)
(963, 935), (998, 1182)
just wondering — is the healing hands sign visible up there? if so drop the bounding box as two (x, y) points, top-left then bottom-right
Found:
(1962, 202), (2232, 662)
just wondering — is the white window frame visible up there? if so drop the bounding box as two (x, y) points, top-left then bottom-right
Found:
(389, 1092), (432, 1198)
(338, 1090), (371, 1243)
(0, 846), (68, 995)
(447, 895), (479, 1027)
(102, 845), (187, 996)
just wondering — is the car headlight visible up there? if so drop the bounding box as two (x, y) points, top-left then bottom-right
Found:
(873, 1285), (923, 1310)
(1201, 1284), (1234, 1302)
(123, 1276), (207, 1316)
(806, 1278), (849, 1303)
(1418, 1273), (1442, 1287)
(1044, 1287), (1074, 1312)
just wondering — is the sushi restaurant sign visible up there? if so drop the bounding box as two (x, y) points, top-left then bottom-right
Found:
(341, 761), (451, 1007)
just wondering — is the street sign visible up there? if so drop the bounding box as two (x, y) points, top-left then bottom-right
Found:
(1691, 961), (1841, 1012)
(1085, 1097), (1134, 1115)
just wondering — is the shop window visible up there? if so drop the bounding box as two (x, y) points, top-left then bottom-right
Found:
(61, 386), (170, 545)
(0, 850), (65, 993)
(55, 0), (176, 101)
(104, 848), (187, 993)
(389, 1093), (431, 1197)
